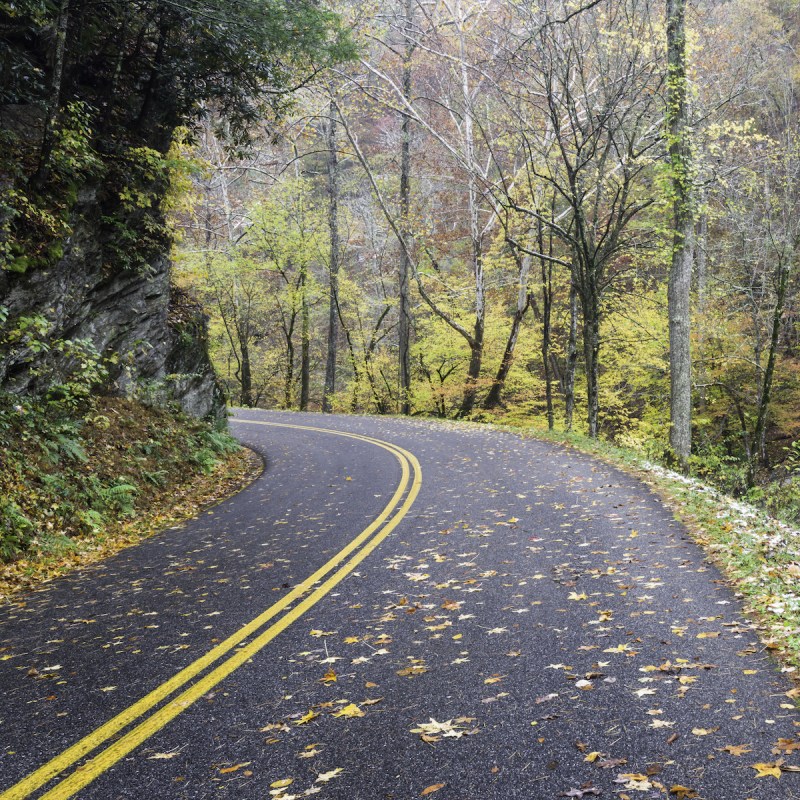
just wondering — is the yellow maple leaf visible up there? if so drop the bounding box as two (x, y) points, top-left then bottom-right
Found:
(294, 709), (319, 725)
(751, 761), (782, 779)
(332, 703), (365, 718)
(718, 744), (751, 756)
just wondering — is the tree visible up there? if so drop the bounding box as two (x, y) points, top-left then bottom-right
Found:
(0, 0), (353, 273)
(504, 0), (665, 436)
(666, 0), (693, 469)
(322, 99), (343, 413)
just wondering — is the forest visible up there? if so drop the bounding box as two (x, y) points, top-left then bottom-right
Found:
(1, 0), (799, 564)
(174, 0), (800, 515)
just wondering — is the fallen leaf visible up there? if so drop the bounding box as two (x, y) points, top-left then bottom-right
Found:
(332, 703), (364, 718)
(320, 669), (337, 684)
(411, 718), (476, 741)
(269, 776), (293, 788)
(421, 784), (445, 796)
(719, 744), (751, 756)
(559, 785), (602, 798)
(596, 757), (627, 769)
(316, 768), (343, 783)
(751, 761), (783, 779)
(669, 786), (698, 799)
(397, 665), (428, 677)
(773, 738), (800, 754)
(220, 762), (252, 775)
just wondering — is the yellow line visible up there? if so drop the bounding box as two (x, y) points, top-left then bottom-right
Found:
(2, 421), (422, 800)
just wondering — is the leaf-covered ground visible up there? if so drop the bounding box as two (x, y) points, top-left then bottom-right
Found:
(0, 396), (261, 599)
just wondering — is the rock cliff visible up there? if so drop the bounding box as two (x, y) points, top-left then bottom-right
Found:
(0, 193), (225, 421)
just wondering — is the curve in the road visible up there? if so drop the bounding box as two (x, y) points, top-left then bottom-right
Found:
(1, 422), (422, 800)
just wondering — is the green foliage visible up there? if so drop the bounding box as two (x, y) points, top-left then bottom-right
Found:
(1, 102), (101, 273)
(0, 497), (34, 560)
(0, 393), (240, 563)
(1, 0), (354, 279)
(1, 311), (114, 411)
(188, 429), (240, 474)
(91, 479), (138, 517)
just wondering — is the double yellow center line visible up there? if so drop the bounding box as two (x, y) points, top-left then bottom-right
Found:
(2, 421), (421, 800)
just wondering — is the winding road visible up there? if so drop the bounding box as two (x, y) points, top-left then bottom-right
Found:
(1, 409), (798, 799)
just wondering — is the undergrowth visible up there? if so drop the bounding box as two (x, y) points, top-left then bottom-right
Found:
(0, 393), (239, 563)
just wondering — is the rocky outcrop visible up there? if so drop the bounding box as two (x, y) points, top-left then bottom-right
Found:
(0, 192), (225, 421)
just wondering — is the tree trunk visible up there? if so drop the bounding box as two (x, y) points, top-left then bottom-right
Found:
(135, 16), (168, 134)
(300, 262), (310, 411)
(459, 320), (484, 417)
(32, 0), (71, 189)
(542, 275), (554, 430)
(239, 337), (253, 408)
(540, 215), (555, 430)
(483, 253), (531, 410)
(564, 282), (578, 431)
(398, 0), (414, 415)
(667, 0), (693, 469)
(284, 332), (295, 409)
(322, 99), (341, 413)
(455, 7), (485, 419)
(583, 297), (600, 439)
(752, 258), (789, 477)
(695, 192), (708, 410)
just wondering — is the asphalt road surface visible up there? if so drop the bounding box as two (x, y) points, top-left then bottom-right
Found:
(1, 409), (799, 800)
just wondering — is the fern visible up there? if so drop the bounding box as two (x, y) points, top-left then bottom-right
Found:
(78, 508), (105, 533)
(201, 430), (239, 455)
(189, 448), (217, 474)
(94, 481), (138, 516)
(0, 499), (34, 560)
(142, 469), (168, 487)
(53, 432), (88, 463)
